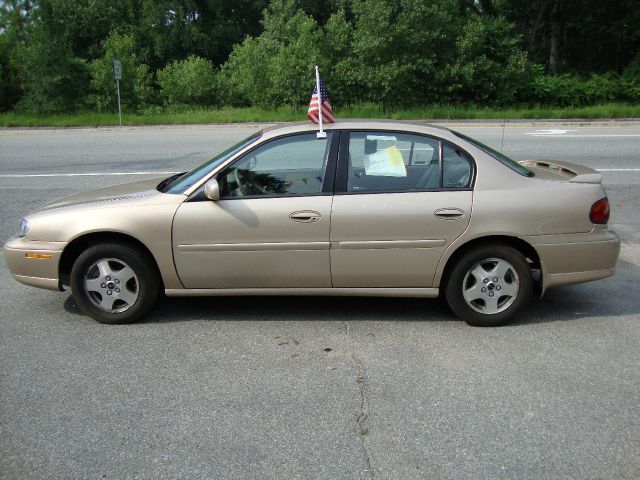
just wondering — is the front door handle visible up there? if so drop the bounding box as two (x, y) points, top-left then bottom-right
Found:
(289, 210), (321, 223)
(434, 208), (465, 220)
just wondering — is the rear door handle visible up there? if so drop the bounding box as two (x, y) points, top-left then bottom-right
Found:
(289, 210), (321, 223)
(434, 208), (465, 220)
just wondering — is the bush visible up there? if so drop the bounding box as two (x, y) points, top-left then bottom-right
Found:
(157, 56), (217, 106)
(526, 69), (632, 106)
(620, 55), (640, 102)
(528, 71), (581, 106)
(582, 74), (620, 104)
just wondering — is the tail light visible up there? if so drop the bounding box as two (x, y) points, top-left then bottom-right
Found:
(590, 197), (610, 224)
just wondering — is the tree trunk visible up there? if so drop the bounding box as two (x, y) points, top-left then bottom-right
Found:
(527, 0), (548, 60)
(549, 0), (563, 74)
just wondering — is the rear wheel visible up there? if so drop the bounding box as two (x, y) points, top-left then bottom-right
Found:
(70, 243), (159, 324)
(445, 244), (532, 326)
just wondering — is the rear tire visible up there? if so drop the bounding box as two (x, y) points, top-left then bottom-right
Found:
(445, 244), (532, 327)
(70, 242), (159, 324)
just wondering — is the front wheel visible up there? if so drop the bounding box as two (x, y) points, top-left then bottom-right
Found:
(445, 244), (533, 327)
(70, 243), (160, 324)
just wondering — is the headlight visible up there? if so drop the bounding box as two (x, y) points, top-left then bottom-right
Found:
(18, 218), (29, 237)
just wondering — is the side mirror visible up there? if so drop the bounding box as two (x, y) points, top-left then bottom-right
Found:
(203, 178), (220, 201)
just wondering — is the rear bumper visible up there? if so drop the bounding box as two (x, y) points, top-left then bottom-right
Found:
(3, 237), (66, 291)
(524, 229), (620, 293)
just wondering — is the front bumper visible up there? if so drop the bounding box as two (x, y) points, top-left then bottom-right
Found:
(3, 237), (66, 291)
(524, 229), (621, 293)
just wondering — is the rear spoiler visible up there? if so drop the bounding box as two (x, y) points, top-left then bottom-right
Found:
(519, 160), (603, 184)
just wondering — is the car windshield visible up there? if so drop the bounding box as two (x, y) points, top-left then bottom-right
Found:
(159, 132), (262, 194)
(453, 131), (534, 177)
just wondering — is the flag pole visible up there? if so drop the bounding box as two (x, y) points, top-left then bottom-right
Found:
(315, 65), (326, 138)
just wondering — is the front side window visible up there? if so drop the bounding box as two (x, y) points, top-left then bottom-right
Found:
(160, 133), (262, 194)
(347, 132), (441, 193)
(219, 133), (331, 198)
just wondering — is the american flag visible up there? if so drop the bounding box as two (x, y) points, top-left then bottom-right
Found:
(307, 75), (335, 124)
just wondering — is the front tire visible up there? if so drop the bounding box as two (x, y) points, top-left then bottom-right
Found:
(70, 243), (159, 324)
(445, 244), (533, 327)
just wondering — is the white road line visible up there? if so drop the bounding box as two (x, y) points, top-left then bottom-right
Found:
(525, 134), (640, 137)
(0, 171), (179, 178)
(596, 168), (640, 172)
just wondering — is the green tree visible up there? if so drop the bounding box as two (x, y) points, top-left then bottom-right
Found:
(138, 0), (267, 70)
(14, 28), (91, 113)
(0, 1), (33, 110)
(218, 0), (325, 108)
(502, 0), (640, 74)
(442, 14), (528, 104)
(334, 0), (460, 106)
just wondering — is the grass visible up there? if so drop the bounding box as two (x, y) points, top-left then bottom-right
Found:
(1, 103), (639, 127)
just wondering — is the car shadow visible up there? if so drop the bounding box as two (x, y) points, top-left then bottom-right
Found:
(145, 295), (454, 324)
(63, 259), (640, 326)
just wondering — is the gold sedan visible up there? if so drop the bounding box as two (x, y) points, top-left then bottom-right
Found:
(4, 122), (620, 326)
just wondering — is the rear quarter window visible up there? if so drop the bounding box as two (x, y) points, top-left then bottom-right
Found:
(453, 131), (534, 177)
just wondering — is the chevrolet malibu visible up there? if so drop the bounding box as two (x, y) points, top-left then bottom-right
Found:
(4, 122), (620, 326)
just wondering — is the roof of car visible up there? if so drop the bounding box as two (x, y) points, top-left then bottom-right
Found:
(260, 120), (454, 139)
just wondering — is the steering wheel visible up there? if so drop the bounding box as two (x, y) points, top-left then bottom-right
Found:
(233, 168), (248, 195)
(233, 168), (269, 195)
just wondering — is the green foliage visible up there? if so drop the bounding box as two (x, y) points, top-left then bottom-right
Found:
(1, 0), (638, 114)
(582, 74), (620, 105)
(139, 0), (267, 68)
(443, 14), (528, 104)
(0, 34), (18, 111)
(157, 56), (216, 106)
(86, 32), (153, 113)
(218, 0), (324, 108)
(527, 69), (636, 106)
(620, 55), (640, 102)
(14, 29), (91, 113)
(220, 0), (533, 108)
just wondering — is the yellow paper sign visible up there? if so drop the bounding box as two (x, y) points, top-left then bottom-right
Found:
(364, 146), (406, 177)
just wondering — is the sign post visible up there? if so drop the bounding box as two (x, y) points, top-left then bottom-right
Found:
(112, 59), (122, 128)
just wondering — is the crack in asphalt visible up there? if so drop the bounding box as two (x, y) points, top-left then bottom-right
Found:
(344, 321), (376, 479)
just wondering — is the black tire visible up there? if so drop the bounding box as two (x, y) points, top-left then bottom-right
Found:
(445, 244), (532, 327)
(70, 242), (160, 324)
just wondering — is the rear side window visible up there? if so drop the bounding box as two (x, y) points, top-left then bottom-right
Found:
(347, 132), (440, 192)
(345, 131), (473, 193)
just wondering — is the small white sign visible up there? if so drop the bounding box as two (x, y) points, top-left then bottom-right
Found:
(112, 59), (122, 80)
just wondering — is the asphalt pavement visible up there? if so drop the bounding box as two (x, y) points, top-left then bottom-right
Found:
(1, 121), (639, 479)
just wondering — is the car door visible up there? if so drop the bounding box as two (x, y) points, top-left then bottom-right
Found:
(172, 132), (337, 289)
(330, 131), (474, 287)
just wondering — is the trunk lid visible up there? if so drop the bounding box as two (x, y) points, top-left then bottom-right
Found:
(519, 160), (602, 184)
